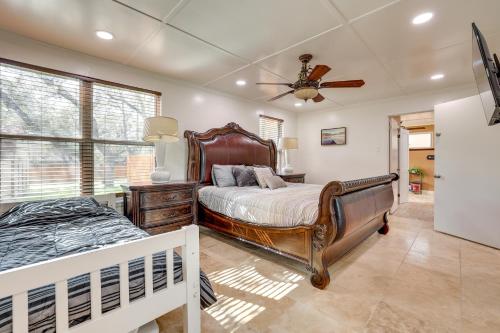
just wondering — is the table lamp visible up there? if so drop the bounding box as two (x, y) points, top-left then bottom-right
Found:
(277, 137), (298, 174)
(143, 116), (179, 183)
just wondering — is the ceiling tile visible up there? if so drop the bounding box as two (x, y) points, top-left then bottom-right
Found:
(0, 0), (162, 63)
(330, 0), (399, 21)
(129, 26), (247, 84)
(385, 42), (474, 95)
(206, 65), (291, 100)
(169, 0), (341, 61)
(257, 27), (379, 83)
(351, 0), (500, 64)
(117, 0), (183, 21)
(320, 65), (403, 105)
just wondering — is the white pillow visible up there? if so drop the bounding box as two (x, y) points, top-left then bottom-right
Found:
(265, 175), (288, 190)
(253, 167), (274, 188)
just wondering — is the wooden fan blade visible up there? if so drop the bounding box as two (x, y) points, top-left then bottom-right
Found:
(312, 93), (325, 103)
(320, 80), (365, 88)
(308, 65), (331, 81)
(256, 82), (293, 87)
(268, 90), (294, 101)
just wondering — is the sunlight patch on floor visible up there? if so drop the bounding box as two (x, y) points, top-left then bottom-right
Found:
(207, 263), (303, 301)
(205, 294), (265, 332)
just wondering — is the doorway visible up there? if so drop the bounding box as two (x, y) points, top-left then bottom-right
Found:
(389, 111), (435, 209)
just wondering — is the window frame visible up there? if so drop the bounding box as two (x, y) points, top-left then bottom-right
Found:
(0, 57), (161, 202)
(409, 131), (434, 150)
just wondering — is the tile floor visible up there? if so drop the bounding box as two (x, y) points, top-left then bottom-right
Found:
(157, 202), (500, 332)
(408, 190), (434, 204)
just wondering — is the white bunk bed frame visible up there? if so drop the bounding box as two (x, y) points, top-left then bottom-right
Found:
(0, 225), (201, 333)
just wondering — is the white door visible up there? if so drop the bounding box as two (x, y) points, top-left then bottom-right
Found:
(389, 117), (400, 212)
(399, 128), (409, 204)
(435, 96), (500, 249)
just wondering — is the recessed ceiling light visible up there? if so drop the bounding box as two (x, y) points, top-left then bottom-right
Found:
(236, 80), (247, 86)
(96, 30), (114, 40)
(294, 102), (302, 107)
(412, 12), (433, 25)
(430, 73), (444, 80)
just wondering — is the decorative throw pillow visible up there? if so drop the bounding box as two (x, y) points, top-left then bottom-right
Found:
(265, 176), (288, 190)
(232, 166), (258, 187)
(253, 167), (274, 188)
(253, 165), (276, 175)
(212, 164), (239, 187)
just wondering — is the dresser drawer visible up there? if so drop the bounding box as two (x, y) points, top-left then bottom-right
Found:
(140, 189), (193, 208)
(143, 203), (192, 227)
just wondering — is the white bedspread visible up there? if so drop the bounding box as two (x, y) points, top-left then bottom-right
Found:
(198, 183), (323, 227)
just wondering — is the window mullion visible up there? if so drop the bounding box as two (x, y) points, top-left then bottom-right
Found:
(80, 80), (94, 196)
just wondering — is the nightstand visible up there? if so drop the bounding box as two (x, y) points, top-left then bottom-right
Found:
(123, 181), (197, 235)
(277, 173), (306, 183)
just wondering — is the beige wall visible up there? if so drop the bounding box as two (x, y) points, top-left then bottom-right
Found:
(409, 125), (435, 191)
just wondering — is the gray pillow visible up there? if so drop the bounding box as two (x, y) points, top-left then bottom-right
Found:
(265, 175), (288, 190)
(212, 164), (239, 187)
(233, 166), (258, 187)
(253, 167), (274, 188)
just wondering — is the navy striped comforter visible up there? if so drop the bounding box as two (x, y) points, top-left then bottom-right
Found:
(0, 197), (216, 333)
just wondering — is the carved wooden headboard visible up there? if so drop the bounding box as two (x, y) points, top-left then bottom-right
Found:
(184, 123), (277, 185)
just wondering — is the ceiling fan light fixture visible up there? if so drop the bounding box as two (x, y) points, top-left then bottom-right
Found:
(294, 87), (318, 101)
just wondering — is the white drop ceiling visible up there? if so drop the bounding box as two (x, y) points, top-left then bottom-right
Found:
(0, 0), (499, 112)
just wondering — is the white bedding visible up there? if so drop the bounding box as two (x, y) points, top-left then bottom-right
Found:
(198, 183), (323, 227)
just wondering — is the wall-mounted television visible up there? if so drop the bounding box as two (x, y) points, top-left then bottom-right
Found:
(472, 22), (500, 126)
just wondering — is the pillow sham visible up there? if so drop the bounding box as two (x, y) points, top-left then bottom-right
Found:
(265, 176), (288, 190)
(211, 164), (240, 187)
(253, 167), (274, 188)
(232, 166), (258, 187)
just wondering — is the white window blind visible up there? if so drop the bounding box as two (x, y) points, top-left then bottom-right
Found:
(259, 115), (283, 144)
(0, 60), (160, 204)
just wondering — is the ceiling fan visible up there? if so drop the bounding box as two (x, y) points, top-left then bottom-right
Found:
(257, 54), (365, 103)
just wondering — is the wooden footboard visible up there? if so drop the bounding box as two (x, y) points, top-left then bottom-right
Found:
(309, 174), (399, 289)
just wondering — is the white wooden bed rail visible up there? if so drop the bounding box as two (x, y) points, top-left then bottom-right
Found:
(0, 225), (201, 333)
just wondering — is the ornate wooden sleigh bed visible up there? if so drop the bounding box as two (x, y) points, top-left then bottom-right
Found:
(184, 123), (398, 289)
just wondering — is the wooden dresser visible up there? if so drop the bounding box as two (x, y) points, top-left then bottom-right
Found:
(277, 173), (306, 183)
(123, 181), (197, 235)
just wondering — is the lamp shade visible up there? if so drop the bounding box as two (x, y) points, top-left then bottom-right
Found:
(143, 116), (179, 142)
(277, 137), (298, 150)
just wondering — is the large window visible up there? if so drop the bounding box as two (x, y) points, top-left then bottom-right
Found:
(259, 115), (283, 144)
(0, 59), (159, 203)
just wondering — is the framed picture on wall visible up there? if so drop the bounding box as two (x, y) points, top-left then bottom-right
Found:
(321, 127), (346, 145)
